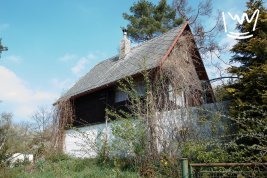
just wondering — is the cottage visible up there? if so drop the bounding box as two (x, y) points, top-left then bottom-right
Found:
(58, 22), (214, 157)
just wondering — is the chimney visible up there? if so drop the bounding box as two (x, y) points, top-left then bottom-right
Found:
(119, 28), (131, 59)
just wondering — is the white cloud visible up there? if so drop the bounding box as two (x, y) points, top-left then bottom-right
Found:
(220, 36), (237, 50)
(0, 66), (58, 121)
(205, 61), (230, 79)
(4, 55), (23, 64)
(71, 57), (89, 76)
(70, 52), (102, 76)
(86, 53), (97, 60)
(51, 78), (74, 93)
(56, 52), (105, 95)
(59, 53), (77, 62)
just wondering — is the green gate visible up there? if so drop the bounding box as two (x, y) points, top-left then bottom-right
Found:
(181, 158), (267, 178)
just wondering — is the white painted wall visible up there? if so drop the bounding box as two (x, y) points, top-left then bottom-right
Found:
(64, 102), (228, 158)
(64, 122), (112, 158)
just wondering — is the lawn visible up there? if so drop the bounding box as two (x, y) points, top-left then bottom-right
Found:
(0, 154), (140, 178)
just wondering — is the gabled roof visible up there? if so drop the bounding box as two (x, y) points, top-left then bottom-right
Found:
(62, 22), (189, 99)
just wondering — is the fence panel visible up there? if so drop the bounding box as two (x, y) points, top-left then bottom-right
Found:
(180, 158), (267, 178)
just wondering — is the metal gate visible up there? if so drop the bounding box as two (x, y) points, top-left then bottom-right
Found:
(181, 158), (267, 178)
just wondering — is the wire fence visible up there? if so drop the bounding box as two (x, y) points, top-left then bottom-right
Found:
(181, 158), (267, 178)
(192, 169), (267, 178)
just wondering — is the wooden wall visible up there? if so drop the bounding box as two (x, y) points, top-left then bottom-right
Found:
(72, 86), (130, 127)
(73, 87), (114, 126)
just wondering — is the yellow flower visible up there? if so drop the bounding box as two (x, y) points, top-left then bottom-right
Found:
(226, 88), (236, 93)
(164, 161), (168, 166)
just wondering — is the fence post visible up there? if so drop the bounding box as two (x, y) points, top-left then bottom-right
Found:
(181, 158), (189, 178)
(189, 164), (193, 178)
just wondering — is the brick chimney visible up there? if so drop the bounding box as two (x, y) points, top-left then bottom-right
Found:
(119, 29), (131, 59)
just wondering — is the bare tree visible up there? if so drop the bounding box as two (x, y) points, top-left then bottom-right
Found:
(172, 0), (234, 87)
(7, 122), (32, 153)
(32, 107), (52, 136)
(174, 0), (224, 56)
(30, 107), (54, 157)
(100, 33), (227, 177)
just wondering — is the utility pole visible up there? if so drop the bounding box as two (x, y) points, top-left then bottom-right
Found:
(0, 38), (8, 58)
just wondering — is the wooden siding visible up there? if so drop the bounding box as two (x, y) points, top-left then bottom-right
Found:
(73, 87), (114, 126)
(73, 86), (131, 127)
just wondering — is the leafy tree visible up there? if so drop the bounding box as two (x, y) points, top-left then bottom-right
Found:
(124, 0), (224, 59)
(227, 0), (267, 162)
(0, 38), (8, 58)
(123, 0), (183, 42)
(0, 112), (12, 166)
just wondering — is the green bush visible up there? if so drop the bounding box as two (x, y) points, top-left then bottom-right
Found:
(181, 140), (229, 163)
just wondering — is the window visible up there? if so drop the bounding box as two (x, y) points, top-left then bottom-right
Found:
(135, 81), (146, 96)
(114, 81), (146, 103)
(168, 84), (185, 107)
(115, 90), (128, 103)
(183, 50), (190, 63)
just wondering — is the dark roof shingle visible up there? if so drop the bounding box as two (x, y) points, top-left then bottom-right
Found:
(62, 24), (185, 99)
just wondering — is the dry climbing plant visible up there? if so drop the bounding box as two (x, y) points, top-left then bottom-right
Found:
(104, 32), (224, 176)
(51, 99), (74, 151)
(51, 33), (229, 176)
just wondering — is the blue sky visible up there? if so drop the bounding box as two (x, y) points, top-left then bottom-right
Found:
(0, 0), (255, 122)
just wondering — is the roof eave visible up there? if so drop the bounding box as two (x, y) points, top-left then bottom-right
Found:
(160, 21), (189, 66)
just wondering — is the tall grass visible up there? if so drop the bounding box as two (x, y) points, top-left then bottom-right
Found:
(0, 153), (139, 178)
